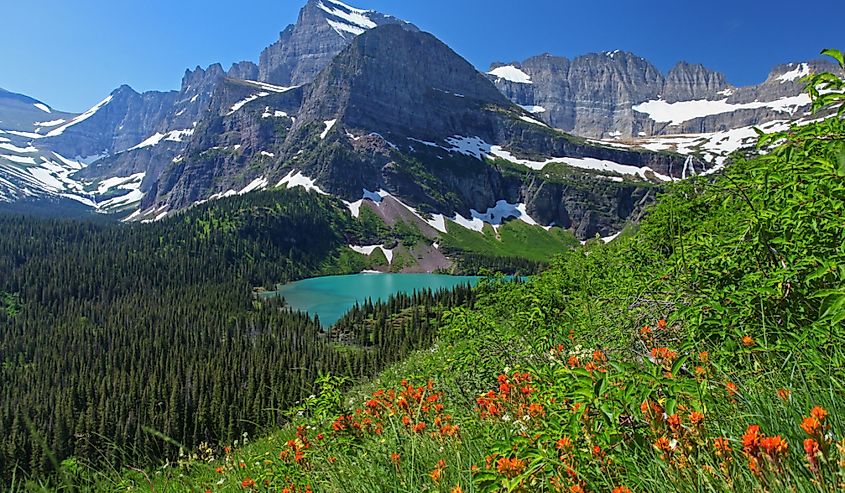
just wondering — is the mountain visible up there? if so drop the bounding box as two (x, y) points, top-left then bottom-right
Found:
(140, 24), (697, 238)
(488, 53), (837, 142)
(0, 0), (830, 236)
(258, 0), (418, 86)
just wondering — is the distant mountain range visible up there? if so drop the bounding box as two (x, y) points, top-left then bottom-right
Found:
(0, 0), (837, 238)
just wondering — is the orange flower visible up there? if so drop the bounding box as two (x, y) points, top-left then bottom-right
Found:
(713, 437), (732, 457)
(568, 355), (579, 368)
(556, 436), (572, 450)
(640, 325), (652, 337)
(654, 437), (672, 453)
(412, 422), (427, 433)
(698, 351), (709, 363)
(570, 485), (585, 493)
(327, 456), (337, 464)
(592, 350), (606, 362)
(741, 425), (761, 455)
(613, 487), (633, 493)
(803, 438), (819, 458)
(726, 382), (738, 397)
(429, 468), (442, 483)
(667, 413), (681, 429)
(801, 417), (821, 436)
(689, 411), (704, 426)
(496, 457), (526, 478)
(810, 406), (828, 422)
(760, 435), (788, 457)
(391, 452), (401, 465)
(658, 319), (668, 329)
(215, 466), (224, 474)
(451, 486), (464, 493)
(742, 335), (754, 347)
(241, 477), (256, 488)
(777, 388), (790, 401)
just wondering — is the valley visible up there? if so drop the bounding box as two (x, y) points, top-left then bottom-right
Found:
(1, 0), (843, 491)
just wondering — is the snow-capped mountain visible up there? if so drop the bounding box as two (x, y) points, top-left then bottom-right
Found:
(138, 24), (700, 238)
(0, 0), (836, 237)
(488, 54), (838, 163)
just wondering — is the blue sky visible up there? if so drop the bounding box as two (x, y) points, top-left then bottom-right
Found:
(2, 0), (840, 113)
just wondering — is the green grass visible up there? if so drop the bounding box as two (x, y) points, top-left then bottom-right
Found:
(440, 220), (579, 263)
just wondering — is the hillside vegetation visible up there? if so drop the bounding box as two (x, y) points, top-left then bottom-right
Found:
(11, 51), (845, 492)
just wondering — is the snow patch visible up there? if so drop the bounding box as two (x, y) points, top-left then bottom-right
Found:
(519, 105), (546, 114)
(633, 94), (811, 126)
(349, 244), (394, 264)
(776, 63), (810, 83)
(519, 115), (549, 127)
(238, 177), (269, 195)
(276, 170), (329, 195)
(45, 95), (113, 137)
(228, 92), (270, 115)
(33, 103), (51, 113)
(321, 119), (338, 139)
(488, 65), (533, 84)
(34, 119), (66, 127)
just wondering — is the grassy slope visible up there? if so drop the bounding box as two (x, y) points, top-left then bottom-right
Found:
(440, 221), (579, 263)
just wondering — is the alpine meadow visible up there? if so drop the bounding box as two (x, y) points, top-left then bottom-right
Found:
(1, 1), (843, 492)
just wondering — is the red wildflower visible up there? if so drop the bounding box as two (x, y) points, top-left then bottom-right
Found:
(613, 487), (633, 493)
(760, 435), (788, 457)
(777, 388), (790, 401)
(801, 417), (822, 436)
(742, 335), (754, 347)
(810, 406), (828, 422)
(241, 477), (256, 488)
(689, 411), (704, 426)
(667, 413), (681, 430)
(496, 457), (526, 478)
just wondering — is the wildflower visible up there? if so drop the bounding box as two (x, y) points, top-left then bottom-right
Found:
(640, 325), (652, 337)
(658, 319), (668, 329)
(689, 411), (705, 426)
(726, 382), (738, 397)
(327, 456), (337, 464)
(760, 435), (788, 457)
(216, 466), (224, 474)
(592, 350), (606, 362)
(429, 468), (442, 483)
(667, 414), (681, 430)
(570, 485), (585, 493)
(801, 417), (822, 436)
(413, 422), (427, 433)
(568, 355), (579, 368)
(804, 438), (819, 458)
(613, 487), (633, 493)
(742, 335), (754, 347)
(698, 351), (709, 363)
(713, 437), (732, 457)
(391, 452), (401, 465)
(654, 437), (673, 454)
(810, 406), (828, 422)
(241, 477), (256, 488)
(496, 457), (526, 478)
(804, 438), (820, 471)
(741, 425), (761, 455)
(451, 486), (464, 493)
(777, 388), (790, 401)
(556, 436), (572, 450)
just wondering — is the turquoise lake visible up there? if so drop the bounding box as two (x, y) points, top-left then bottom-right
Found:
(265, 273), (483, 327)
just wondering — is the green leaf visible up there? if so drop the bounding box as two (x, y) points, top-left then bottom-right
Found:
(821, 48), (845, 68)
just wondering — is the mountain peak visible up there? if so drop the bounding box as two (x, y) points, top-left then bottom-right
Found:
(258, 0), (416, 86)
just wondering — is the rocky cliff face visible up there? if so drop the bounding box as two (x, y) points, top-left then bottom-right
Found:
(258, 0), (416, 86)
(490, 55), (838, 139)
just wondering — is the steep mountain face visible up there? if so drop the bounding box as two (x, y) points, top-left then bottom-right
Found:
(258, 0), (417, 86)
(143, 25), (697, 238)
(489, 54), (837, 139)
